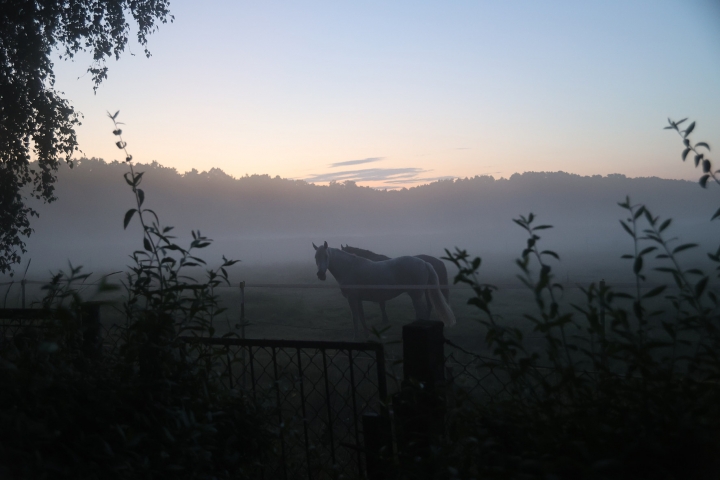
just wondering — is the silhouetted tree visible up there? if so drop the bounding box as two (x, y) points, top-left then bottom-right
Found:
(0, 0), (173, 273)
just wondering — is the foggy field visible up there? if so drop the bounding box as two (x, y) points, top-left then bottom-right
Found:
(6, 162), (715, 360)
(2, 260), (672, 360)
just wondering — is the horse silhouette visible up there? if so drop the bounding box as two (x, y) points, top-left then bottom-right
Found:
(340, 244), (450, 324)
(313, 241), (455, 340)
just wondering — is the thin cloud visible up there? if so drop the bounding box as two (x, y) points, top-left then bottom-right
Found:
(383, 175), (456, 185)
(329, 157), (384, 168)
(305, 167), (428, 184)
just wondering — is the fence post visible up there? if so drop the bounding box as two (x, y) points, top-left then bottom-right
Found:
(394, 320), (445, 478)
(81, 302), (102, 359)
(363, 412), (393, 480)
(599, 279), (606, 337)
(239, 281), (246, 389)
(599, 279), (607, 367)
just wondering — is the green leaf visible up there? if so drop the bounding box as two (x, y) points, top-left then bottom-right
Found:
(684, 121), (696, 137)
(676, 118), (688, 126)
(639, 246), (657, 256)
(143, 237), (152, 252)
(695, 276), (709, 297)
(633, 256), (643, 274)
(143, 208), (159, 224)
(695, 142), (711, 151)
(682, 148), (691, 161)
(673, 243), (698, 254)
(123, 209), (137, 229)
(533, 225), (553, 230)
(703, 159), (711, 173)
(659, 218), (672, 232)
(619, 220), (634, 238)
(642, 285), (666, 299)
(621, 254), (634, 259)
(633, 206), (645, 220)
(712, 207), (720, 221)
(699, 175), (710, 188)
(540, 250), (560, 260)
(133, 171), (145, 186)
(137, 189), (145, 206)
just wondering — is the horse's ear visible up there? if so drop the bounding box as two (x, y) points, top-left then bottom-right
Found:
(324, 241), (328, 249)
(312, 242), (318, 251)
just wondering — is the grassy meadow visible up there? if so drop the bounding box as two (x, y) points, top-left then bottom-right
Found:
(0, 259), (658, 366)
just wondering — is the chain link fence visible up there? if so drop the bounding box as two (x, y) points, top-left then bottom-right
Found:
(445, 338), (606, 410)
(182, 337), (389, 480)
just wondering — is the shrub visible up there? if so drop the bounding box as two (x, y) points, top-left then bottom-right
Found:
(0, 113), (271, 479)
(430, 119), (720, 479)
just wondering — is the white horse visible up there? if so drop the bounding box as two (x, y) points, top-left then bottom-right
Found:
(313, 241), (456, 339)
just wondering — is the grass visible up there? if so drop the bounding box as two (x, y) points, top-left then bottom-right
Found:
(3, 261), (663, 356)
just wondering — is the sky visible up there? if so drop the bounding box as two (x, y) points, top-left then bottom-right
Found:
(51, 0), (720, 189)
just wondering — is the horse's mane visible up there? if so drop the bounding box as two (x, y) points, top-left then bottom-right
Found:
(342, 244), (391, 262)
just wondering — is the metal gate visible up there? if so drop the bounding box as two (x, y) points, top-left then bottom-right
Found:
(181, 337), (388, 480)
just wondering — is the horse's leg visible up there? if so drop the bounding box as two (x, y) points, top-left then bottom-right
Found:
(380, 301), (390, 324)
(359, 305), (370, 339)
(358, 301), (371, 338)
(349, 296), (370, 341)
(348, 296), (361, 340)
(410, 292), (430, 321)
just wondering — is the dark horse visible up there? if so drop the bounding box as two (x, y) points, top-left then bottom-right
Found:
(313, 241), (455, 339)
(341, 244), (450, 324)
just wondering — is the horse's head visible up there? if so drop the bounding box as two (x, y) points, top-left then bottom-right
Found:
(313, 241), (330, 281)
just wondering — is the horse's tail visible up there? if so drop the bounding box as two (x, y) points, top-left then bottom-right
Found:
(425, 262), (456, 327)
(435, 261), (450, 303)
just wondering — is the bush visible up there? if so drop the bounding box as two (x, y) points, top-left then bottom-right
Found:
(429, 119), (720, 479)
(0, 114), (271, 479)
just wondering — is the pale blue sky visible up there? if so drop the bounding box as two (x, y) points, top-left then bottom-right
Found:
(53, 0), (720, 188)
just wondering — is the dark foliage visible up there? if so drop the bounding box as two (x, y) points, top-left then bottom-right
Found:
(0, 0), (172, 273)
(426, 120), (720, 479)
(0, 115), (271, 479)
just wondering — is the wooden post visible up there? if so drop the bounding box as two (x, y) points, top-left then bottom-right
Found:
(81, 303), (102, 359)
(599, 279), (607, 367)
(240, 281), (246, 339)
(599, 279), (606, 337)
(402, 320), (445, 388)
(240, 281), (246, 389)
(394, 320), (446, 478)
(363, 412), (393, 480)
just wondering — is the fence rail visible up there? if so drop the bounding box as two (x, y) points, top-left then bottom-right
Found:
(0, 279), (669, 289)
